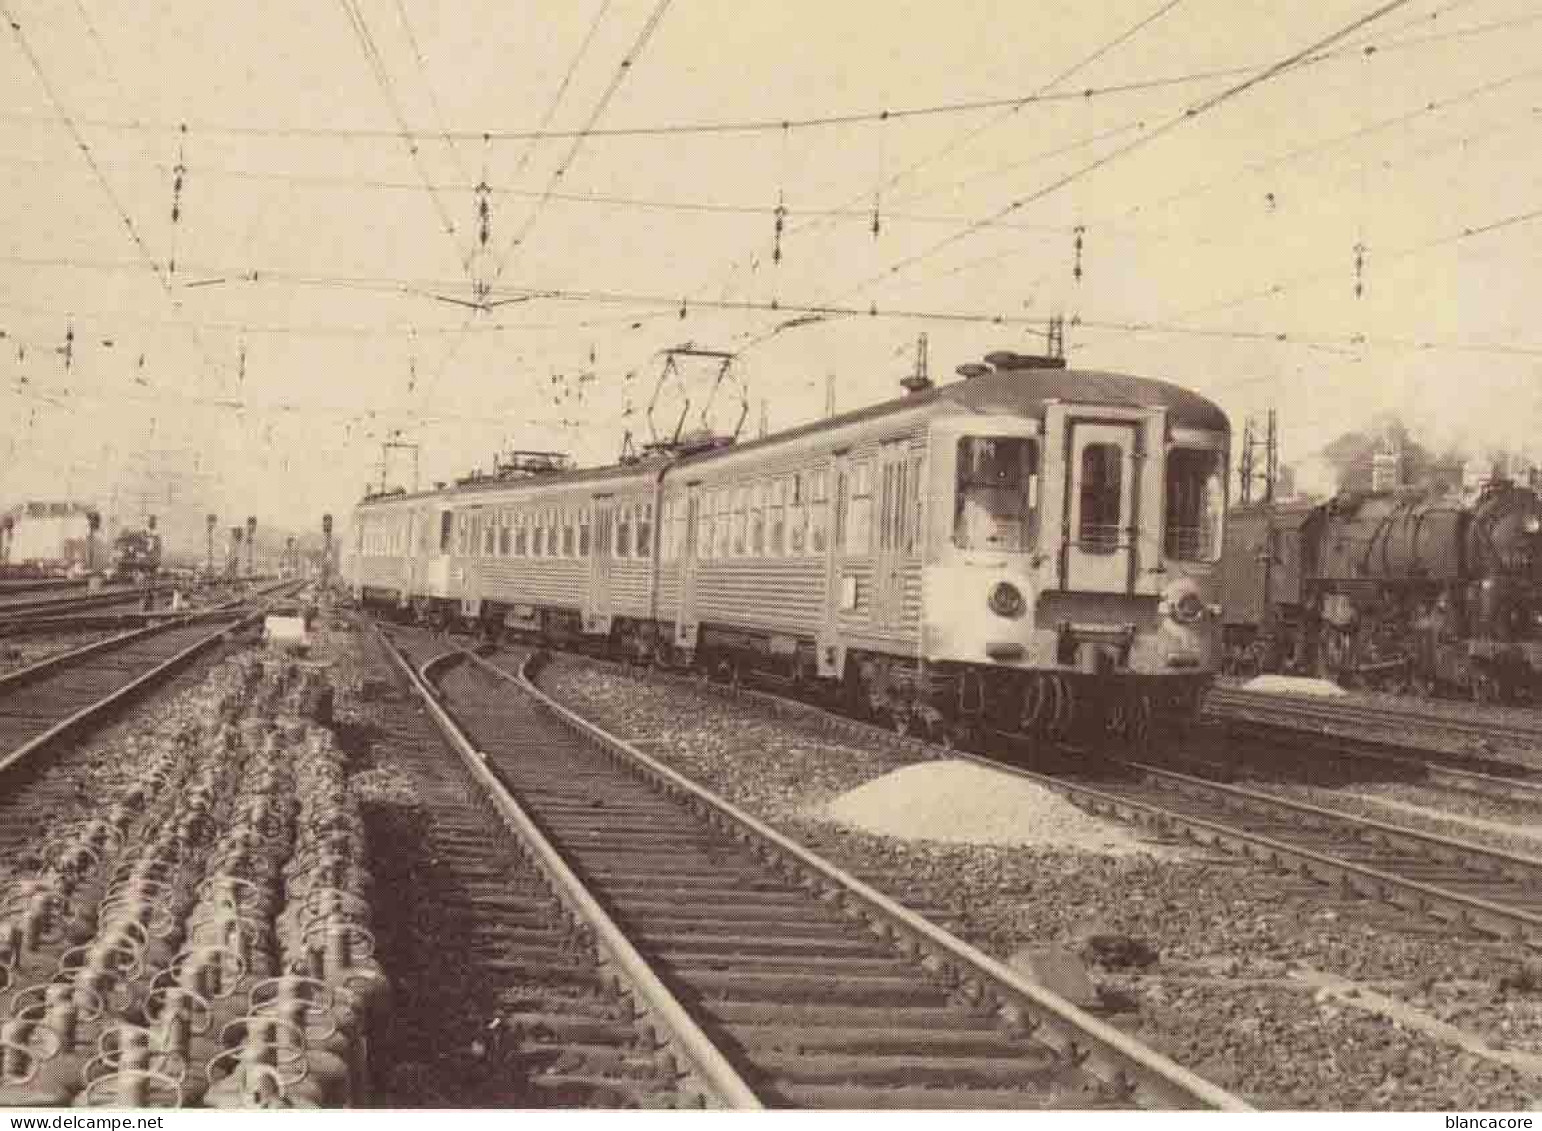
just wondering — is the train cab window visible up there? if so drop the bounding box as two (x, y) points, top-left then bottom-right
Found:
(637, 503), (653, 558)
(954, 437), (1038, 552)
(1164, 447), (1225, 561)
(1077, 443), (1122, 551)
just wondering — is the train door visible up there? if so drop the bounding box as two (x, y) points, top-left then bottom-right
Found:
(873, 443), (909, 632)
(585, 497), (613, 634)
(817, 454), (850, 677)
(1064, 420), (1139, 594)
(674, 483), (702, 651)
(426, 507), (452, 598)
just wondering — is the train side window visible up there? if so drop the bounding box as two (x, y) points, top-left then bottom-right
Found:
(1078, 443), (1122, 551)
(455, 513), (468, 556)
(579, 508), (591, 558)
(674, 497), (690, 559)
(483, 516), (496, 557)
(714, 489), (731, 559)
(1164, 448), (1225, 561)
(498, 512), (511, 557)
(769, 479), (787, 556)
(750, 483), (766, 556)
(908, 455), (925, 554)
(810, 470), (830, 553)
(731, 487), (747, 557)
(617, 505), (632, 559)
(531, 512), (544, 558)
(697, 492), (712, 559)
(515, 513), (527, 556)
(561, 509), (575, 558)
(844, 462), (873, 555)
(637, 502), (653, 558)
(788, 475), (807, 554)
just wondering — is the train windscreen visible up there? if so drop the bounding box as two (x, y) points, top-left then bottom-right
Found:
(1164, 447), (1225, 561)
(954, 437), (1038, 552)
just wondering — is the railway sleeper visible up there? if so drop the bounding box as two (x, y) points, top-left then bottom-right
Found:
(677, 969), (956, 1008)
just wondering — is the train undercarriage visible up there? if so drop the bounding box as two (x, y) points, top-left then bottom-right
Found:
(360, 587), (1208, 751)
(1224, 592), (1541, 705)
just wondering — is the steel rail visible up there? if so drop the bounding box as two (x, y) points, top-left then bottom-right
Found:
(373, 629), (764, 1111)
(0, 580), (302, 697)
(1126, 761), (1542, 887)
(566, 658), (1542, 952)
(0, 586), (164, 619)
(1001, 767), (1542, 950)
(1207, 686), (1542, 754)
(487, 649), (1251, 1112)
(0, 580), (306, 778)
(0, 615), (254, 777)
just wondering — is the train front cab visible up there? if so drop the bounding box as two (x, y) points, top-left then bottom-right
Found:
(921, 400), (1227, 740)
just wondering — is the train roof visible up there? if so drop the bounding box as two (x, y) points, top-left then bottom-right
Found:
(356, 366), (1228, 511)
(673, 365), (1228, 469)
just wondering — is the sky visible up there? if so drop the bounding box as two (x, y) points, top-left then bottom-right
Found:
(1, 0), (1540, 548)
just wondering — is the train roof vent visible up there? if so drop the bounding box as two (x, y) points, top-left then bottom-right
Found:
(492, 450), (575, 478)
(955, 362), (992, 379)
(982, 350), (1067, 371)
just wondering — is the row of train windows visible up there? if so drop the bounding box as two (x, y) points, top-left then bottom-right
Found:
(451, 502), (656, 561)
(358, 455), (927, 563)
(658, 458), (925, 562)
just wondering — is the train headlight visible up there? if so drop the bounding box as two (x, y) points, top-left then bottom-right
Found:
(1525, 515), (1541, 534)
(1161, 579), (1207, 625)
(988, 581), (1025, 618)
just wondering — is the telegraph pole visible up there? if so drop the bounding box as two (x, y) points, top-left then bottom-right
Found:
(1238, 418), (1256, 504)
(1264, 408), (1279, 503)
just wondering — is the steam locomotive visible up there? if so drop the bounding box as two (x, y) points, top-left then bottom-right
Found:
(1220, 481), (1542, 702)
(110, 528), (162, 583)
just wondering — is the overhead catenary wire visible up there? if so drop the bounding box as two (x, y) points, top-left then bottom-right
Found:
(335, 0), (479, 282)
(840, 0), (1428, 298)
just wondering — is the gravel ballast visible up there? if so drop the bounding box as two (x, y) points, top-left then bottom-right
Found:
(531, 654), (1542, 1111)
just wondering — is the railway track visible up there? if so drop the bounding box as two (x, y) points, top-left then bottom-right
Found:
(567, 659), (1542, 953)
(0, 585), (165, 623)
(374, 624), (1246, 1111)
(1205, 687), (1542, 808)
(0, 582), (300, 782)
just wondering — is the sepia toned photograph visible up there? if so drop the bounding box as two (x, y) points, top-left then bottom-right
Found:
(0, 0), (1539, 1114)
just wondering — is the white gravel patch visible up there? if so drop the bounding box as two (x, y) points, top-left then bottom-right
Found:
(1243, 675), (1348, 697)
(820, 758), (1161, 855)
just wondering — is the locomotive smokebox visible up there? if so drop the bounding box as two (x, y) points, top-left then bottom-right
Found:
(1320, 493), (1465, 582)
